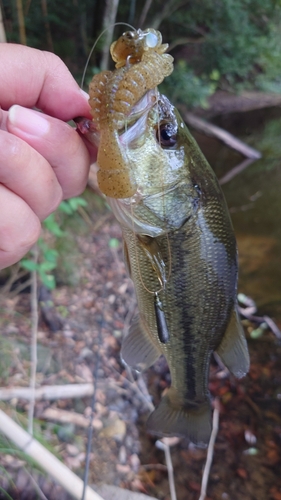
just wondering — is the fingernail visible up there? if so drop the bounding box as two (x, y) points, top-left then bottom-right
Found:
(8, 105), (50, 137)
(79, 89), (89, 100)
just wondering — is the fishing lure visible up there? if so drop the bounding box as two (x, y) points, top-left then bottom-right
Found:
(88, 28), (174, 198)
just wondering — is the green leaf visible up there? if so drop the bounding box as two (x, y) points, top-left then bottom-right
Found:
(39, 262), (57, 272)
(59, 201), (74, 215)
(68, 196), (88, 211)
(20, 260), (39, 272)
(44, 214), (64, 237)
(109, 238), (120, 249)
(39, 271), (56, 290)
(210, 69), (220, 81)
(43, 248), (59, 263)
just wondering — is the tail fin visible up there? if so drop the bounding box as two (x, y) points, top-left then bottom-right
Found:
(146, 388), (212, 446)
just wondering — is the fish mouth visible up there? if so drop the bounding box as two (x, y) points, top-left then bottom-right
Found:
(119, 89), (158, 146)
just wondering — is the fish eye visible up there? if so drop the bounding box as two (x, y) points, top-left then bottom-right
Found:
(156, 123), (177, 148)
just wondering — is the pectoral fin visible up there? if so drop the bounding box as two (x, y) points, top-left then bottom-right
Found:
(121, 315), (161, 371)
(215, 307), (249, 378)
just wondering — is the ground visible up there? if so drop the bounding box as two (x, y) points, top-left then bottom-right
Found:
(0, 189), (281, 500)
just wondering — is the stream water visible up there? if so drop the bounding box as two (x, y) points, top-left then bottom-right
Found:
(193, 106), (281, 325)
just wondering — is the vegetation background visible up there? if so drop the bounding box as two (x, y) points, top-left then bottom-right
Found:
(1, 0), (281, 108)
(1, 2), (281, 500)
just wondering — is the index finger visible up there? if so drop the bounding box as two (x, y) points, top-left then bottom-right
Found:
(0, 44), (91, 121)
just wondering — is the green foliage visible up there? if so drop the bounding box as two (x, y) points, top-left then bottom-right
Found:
(255, 24), (281, 93)
(0, 338), (13, 383)
(3, 0), (281, 105)
(160, 60), (216, 108)
(20, 196), (87, 290)
(108, 238), (120, 249)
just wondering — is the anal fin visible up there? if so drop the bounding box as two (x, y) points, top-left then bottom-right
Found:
(121, 315), (161, 372)
(215, 307), (250, 378)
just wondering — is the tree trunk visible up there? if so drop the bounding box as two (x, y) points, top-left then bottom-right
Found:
(100, 0), (119, 71)
(16, 0), (26, 45)
(41, 0), (54, 52)
(0, 5), (6, 42)
(149, 0), (189, 30)
(138, 0), (153, 29)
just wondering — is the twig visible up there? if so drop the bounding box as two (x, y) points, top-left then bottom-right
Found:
(82, 317), (103, 500)
(78, 205), (96, 229)
(263, 316), (281, 340)
(238, 293), (281, 340)
(126, 367), (155, 412)
(28, 244), (39, 436)
(0, 409), (104, 500)
(183, 111), (261, 160)
(219, 158), (255, 185)
(168, 36), (205, 51)
(156, 440), (177, 500)
(198, 398), (220, 500)
(0, 383), (95, 401)
(24, 469), (49, 500)
(0, 263), (27, 295)
(8, 277), (32, 299)
(41, 407), (102, 429)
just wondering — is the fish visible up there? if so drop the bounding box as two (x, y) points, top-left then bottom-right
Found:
(78, 29), (250, 446)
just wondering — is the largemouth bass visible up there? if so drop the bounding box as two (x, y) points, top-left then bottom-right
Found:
(78, 28), (249, 445)
(107, 94), (249, 445)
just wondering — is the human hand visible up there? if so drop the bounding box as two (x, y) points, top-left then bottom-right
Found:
(0, 44), (97, 270)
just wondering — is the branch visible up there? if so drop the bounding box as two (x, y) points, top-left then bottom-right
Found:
(156, 439), (177, 500)
(182, 111), (261, 160)
(198, 398), (220, 500)
(41, 407), (103, 429)
(219, 158), (255, 185)
(168, 36), (204, 52)
(28, 245), (39, 436)
(0, 383), (94, 401)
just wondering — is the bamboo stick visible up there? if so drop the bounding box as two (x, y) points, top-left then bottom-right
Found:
(0, 409), (104, 500)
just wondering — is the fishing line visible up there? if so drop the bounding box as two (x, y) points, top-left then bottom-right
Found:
(81, 22), (137, 89)
(156, 94), (172, 288)
(81, 25), (137, 497)
(81, 310), (103, 500)
(130, 92), (172, 297)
